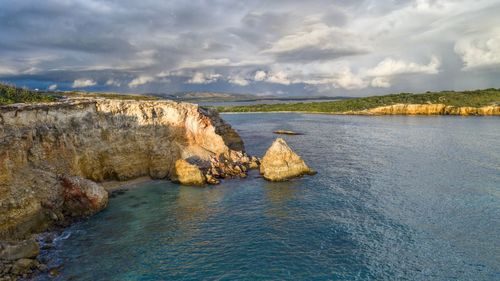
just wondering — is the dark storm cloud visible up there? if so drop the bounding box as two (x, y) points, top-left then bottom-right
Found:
(272, 47), (368, 63)
(0, 0), (499, 95)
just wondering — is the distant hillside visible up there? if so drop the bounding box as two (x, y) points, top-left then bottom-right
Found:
(164, 92), (262, 102)
(163, 91), (347, 103)
(216, 89), (500, 114)
(60, 91), (160, 101)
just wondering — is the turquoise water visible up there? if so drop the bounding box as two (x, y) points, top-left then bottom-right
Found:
(38, 114), (500, 280)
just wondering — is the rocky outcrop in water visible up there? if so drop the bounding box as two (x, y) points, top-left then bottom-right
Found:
(352, 104), (500, 115)
(171, 159), (207, 186)
(260, 138), (315, 181)
(0, 98), (248, 241)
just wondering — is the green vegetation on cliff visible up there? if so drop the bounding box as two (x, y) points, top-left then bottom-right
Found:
(0, 83), (161, 105)
(0, 84), (58, 105)
(216, 89), (500, 113)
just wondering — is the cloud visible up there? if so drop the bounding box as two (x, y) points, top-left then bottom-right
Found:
(48, 84), (57, 90)
(454, 31), (500, 70)
(298, 64), (368, 90)
(228, 75), (249, 86)
(0, 64), (18, 76)
(366, 56), (441, 77)
(106, 79), (121, 87)
(0, 0), (499, 95)
(263, 23), (368, 62)
(179, 58), (231, 69)
(371, 77), (391, 88)
(252, 70), (291, 85)
(128, 76), (155, 88)
(266, 71), (291, 85)
(187, 72), (221, 84)
(72, 79), (96, 88)
(254, 70), (267, 81)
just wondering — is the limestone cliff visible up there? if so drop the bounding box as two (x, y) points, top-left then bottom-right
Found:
(0, 98), (246, 239)
(351, 104), (500, 115)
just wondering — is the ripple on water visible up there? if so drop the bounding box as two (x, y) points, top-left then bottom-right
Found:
(36, 114), (500, 281)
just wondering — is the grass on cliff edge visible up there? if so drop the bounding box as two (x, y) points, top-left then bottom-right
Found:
(215, 89), (500, 113)
(0, 83), (58, 105)
(0, 83), (160, 105)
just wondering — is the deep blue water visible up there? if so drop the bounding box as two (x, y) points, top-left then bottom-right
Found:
(38, 114), (499, 280)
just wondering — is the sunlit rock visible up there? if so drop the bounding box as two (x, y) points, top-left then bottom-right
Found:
(260, 138), (315, 181)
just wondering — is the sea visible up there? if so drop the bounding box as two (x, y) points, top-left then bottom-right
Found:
(36, 113), (500, 280)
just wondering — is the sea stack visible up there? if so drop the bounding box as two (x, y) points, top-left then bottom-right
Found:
(260, 138), (315, 181)
(171, 159), (207, 186)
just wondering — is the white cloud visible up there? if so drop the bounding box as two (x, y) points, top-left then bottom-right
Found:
(72, 79), (97, 88)
(366, 56), (440, 77)
(264, 23), (332, 54)
(254, 70), (267, 81)
(300, 65), (368, 90)
(187, 72), (221, 84)
(179, 58), (231, 69)
(275, 56), (440, 90)
(371, 77), (391, 88)
(252, 70), (290, 85)
(266, 71), (291, 85)
(262, 22), (367, 62)
(128, 75), (155, 88)
(48, 84), (57, 91)
(106, 79), (121, 87)
(228, 75), (249, 86)
(333, 67), (368, 90)
(454, 32), (500, 70)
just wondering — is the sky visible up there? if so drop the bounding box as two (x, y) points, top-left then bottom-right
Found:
(1, 0), (500, 97)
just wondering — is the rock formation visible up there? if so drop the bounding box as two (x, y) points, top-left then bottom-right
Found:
(260, 138), (315, 181)
(350, 103), (500, 115)
(171, 159), (206, 186)
(0, 98), (249, 241)
(273, 130), (302, 135)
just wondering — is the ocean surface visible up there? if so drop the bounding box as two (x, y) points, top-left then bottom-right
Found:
(37, 114), (500, 280)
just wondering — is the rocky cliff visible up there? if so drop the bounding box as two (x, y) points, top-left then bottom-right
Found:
(0, 98), (247, 240)
(353, 104), (500, 115)
(260, 138), (315, 181)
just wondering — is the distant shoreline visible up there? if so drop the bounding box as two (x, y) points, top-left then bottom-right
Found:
(219, 104), (500, 116)
(215, 89), (500, 116)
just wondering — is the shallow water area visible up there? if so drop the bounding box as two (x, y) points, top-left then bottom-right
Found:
(37, 114), (500, 280)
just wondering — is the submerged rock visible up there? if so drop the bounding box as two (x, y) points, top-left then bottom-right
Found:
(260, 138), (315, 181)
(273, 130), (302, 135)
(171, 159), (206, 186)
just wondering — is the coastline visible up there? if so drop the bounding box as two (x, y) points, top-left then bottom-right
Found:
(218, 104), (500, 116)
(220, 111), (500, 116)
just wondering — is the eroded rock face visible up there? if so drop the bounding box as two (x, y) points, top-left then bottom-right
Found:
(260, 138), (315, 181)
(357, 104), (500, 115)
(0, 98), (246, 239)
